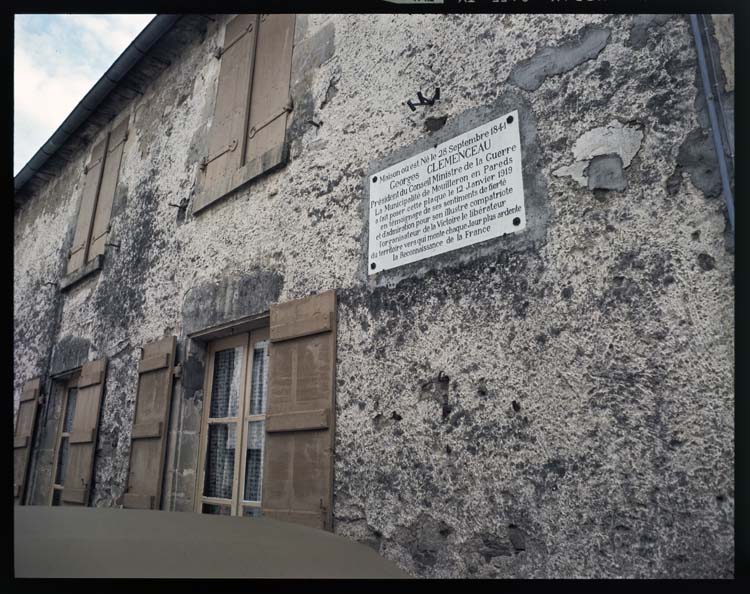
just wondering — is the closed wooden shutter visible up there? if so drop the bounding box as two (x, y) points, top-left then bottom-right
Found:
(122, 336), (176, 510)
(61, 358), (107, 505)
(88, 119), (128, 261)
(262, 290), (336, 531)
(244, 14), (295, 173)
(194, 13), (259, 213)
(67, 137), (108, 274)
(14, 378), (42, 504)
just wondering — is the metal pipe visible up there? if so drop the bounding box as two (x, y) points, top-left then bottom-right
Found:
(700, 14), (734, 163)
(690, 14), (735, 232)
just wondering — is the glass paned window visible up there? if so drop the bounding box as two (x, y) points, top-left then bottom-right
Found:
(248, 344), (268, 415)
(51, 490), (61, 506)
(242, 506), (262, 517)
(202, 503), (231, 515)
(210, 347), (243, 418)
(63, 388), (78, 433)
(55, 437), (69, 485)
(243, 421), (265, 502)
(203, 423), (236, 499)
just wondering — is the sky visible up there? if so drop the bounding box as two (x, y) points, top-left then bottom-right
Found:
(14, 14), (156, 175)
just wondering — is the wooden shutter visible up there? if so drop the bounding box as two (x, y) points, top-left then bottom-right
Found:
(88, 119), (128, 261)
(262, 290), (336, 531)
(243, 14), (295, 175)
(122, 336), (177, 510)
(194, 14), (259, 213)
(61, 358), (107, 505)
(67, 137), (108, 274)
(14, 378), (42, 504)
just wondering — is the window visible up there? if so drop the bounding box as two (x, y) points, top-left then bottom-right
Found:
(48, 358), (107, 506)
(65, 118), (128, 282)
(192, 291), (337, 530)
(196, 328), (270, 516)
(50, 375), (79, 505)
(194, 14), (296, 213)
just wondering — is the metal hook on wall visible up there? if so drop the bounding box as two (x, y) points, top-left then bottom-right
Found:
(406, 87), (441, 112)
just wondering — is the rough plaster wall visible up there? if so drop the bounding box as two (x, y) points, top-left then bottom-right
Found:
(14, 14), (733, 578)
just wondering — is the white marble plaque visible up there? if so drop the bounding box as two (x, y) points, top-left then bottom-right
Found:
(368, 110), (526, 274)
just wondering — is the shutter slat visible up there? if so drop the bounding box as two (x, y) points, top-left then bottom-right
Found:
(78, 370), (104, 388)
(69, 429), (96, 444)
(266, 409), (329, 433)
(67, 137), (108, 274)
(123, 336), (177, 511)
(88, 118), (128, 260)
(262, 290), (336, 531)
(138, 354), (170, 374)
(61, 488), (87, 504)
(20, 388), (38, 402)
(195, 14), (258, 213)
(270, 312), (331, 343)
(122, 493), (155, 510)
(61, 358), (107, 507)
(131, 422), (163, 440)
(14, 377), (42, 505)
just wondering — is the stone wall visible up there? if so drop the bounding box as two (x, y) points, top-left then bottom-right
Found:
(14, 14), (734, 577)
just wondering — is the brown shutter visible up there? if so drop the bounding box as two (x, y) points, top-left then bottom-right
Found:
(14, 378), (42, 504)
(61, 358), (107, 505)
(122, 336), (176, 510)
(243, 14), (295, 175)
(88, 119), (128, 261)
(262, 290), (336, 531)
(194, 14), (259, 213)
(67, 137), (108, 274)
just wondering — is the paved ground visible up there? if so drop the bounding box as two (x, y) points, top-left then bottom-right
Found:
(14, 506), (411, 578)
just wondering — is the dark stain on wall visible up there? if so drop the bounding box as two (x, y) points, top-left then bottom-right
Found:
(181, 269), (284, 335)
(93, 169), (164, 336)
(49, 335), (91, 376)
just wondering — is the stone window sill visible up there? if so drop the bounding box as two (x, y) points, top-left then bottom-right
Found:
(60, 255), (104, 292)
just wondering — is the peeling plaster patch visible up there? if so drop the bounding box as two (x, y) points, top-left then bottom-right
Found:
(585, 154), (626, 191)
(553, 121), (643, 187)
(670, 128), (722, 198)
(628, 15), (673, 50)
(509, 25), (610, 92)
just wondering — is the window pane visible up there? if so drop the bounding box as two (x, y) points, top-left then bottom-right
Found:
(242, 506), (262, 517)
(243, 420), (265, 502)
(51, 490), (61, 506)
(55, 437), (69, 485)
(63, 388), (78, 433)
(210, 347), (243, 418)
(248, 343), (268, 415)
(202, 503), (231, 515)
(203, 423), (236, 499)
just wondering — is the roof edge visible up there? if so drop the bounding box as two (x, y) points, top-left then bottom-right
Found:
(14, 14), (182, 194)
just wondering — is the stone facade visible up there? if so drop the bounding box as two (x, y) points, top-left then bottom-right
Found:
(14, 14), (734, 578)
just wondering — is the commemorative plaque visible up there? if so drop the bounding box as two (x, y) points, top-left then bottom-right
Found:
(368, 110), (526, 274)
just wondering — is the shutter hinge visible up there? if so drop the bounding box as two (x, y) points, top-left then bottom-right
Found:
(247, 100), (294, 140)
(173, 364), (182, 379)
(215, 19), (256, 59)
(200, 138), (238, 170)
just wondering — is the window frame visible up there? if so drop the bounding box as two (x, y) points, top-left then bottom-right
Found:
(194, 327), (270, 516)
(49, 372), (81, 506)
